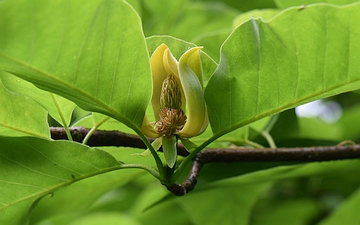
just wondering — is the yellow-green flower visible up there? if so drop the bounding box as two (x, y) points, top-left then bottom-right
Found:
(141, 43), (208, 167)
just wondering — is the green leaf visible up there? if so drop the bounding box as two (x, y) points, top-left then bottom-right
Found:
(30, 172), (144, 224)
(176, 182), (272, 225)
(297, 117), (342, 141)
(142, 0), (189, 36)
(0, 137), (121, 225)
(0, 0), (151, 131)
(275, 0), (359, 9)
(318, 186), (360, 225)
(1, 73), (76, 126)
(137, 189), (193, 225)
(233, 9), (280, 28)
(162, 135), (177, 168)
(169, 2), (239, 41)
(205, 160), (360, 187)
(336, 104), (360, 140)
(178, 160), (360, 225)
(205, 3), (360, 136)
(66, 212), (142, 225)
(143, 0), (189, 20)
(191, 29), (231, 63)
(252, 199), (319, 225)
(212, 0), (276, 12)
(218, 126), (249, 146)
(30, 147), (160, 223)
(0, 78), (49, 138)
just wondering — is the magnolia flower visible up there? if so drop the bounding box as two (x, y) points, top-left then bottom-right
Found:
(141, 43), (208, 167)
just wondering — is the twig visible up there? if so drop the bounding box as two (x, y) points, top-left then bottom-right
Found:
(167, 144), (360, 195)
(50, 127), (190, 156)
(50, 127), (360, 195)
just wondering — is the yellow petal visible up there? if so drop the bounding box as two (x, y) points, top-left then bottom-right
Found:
(177, 47), (208, 137)
(141, 115), (162, 138)
(199, 106), (209, 134)
(163, 48), (179, 77)
(150, 43), (169, 121)
(184, 47), (204, 87)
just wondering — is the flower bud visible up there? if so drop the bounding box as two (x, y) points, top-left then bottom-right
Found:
(141, 43), (208, 139)
(160, 74), (182, 109)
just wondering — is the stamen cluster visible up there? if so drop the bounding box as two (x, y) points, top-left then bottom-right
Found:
(155, 107), (187, 136)
(155, 74), (187, 136)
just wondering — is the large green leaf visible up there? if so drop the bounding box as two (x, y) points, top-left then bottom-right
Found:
(30, 147), (157, 224)
(175, 159), (360, 225)
(205, 3), (360, 136)
(0, 0), (151, 131)
(176, 182), (271, 225)
(0, 79), (49, 138)
(1, 73), (76, 126)
(0, 137), (122, 225)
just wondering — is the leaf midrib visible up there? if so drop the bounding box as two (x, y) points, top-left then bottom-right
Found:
(0, 52), (139, 132)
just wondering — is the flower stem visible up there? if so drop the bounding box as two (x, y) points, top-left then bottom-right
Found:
(261, 114), (279, 148)
(82, 116), (109, 145)
(137, 132), (166, 180)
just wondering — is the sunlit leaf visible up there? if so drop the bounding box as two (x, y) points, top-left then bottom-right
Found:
(205, 3), (360, 136)
(30, 147), (160, 223)
(0, 0), (151, 132)
(1, 73), (76, 126)
(0, 137), (121, 225)
(274, 0), (359, 9)
(0, 78), (49, 138)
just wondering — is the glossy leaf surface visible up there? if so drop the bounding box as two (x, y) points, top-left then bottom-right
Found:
(0, 0), (151, 131)
(0, 137), (121, 225)
(205, 3), (360, 135)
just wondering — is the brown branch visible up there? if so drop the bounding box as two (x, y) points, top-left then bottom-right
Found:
(50, 127), (360, 196)
(50, 126), (191, 156)
(166, 144), (360, 195)
(50, 127), (149, 149)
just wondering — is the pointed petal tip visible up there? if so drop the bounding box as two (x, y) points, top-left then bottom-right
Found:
(183, 46), (203, 56)
(163, 48), (179, 76)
